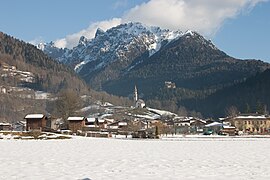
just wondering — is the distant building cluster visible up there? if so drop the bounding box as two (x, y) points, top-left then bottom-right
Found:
(165, 81), (176, 89)
(0, 62), (35, 83)
(1, 112), (269, 139)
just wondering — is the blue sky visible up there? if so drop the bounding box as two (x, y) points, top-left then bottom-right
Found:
(0, 0), (269, 62)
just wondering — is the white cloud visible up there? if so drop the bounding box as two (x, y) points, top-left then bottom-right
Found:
(54, 18), (121, 49)
(122, 0), (268, 36)
(54, 0), (268, 49)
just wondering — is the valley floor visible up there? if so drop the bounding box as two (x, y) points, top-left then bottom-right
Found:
(1, 137), (270, 180)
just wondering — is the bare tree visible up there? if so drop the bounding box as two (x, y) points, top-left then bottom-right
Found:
(177, 106), (188, 117)
(225, 106), (239, 117)
(54, 89), (82, 122)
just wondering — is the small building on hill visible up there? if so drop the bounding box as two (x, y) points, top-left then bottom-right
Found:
(24, 114), (48, 131)
(67, 116), (86, 133)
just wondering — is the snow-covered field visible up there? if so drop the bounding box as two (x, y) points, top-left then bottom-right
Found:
(1, 137), (270, 180)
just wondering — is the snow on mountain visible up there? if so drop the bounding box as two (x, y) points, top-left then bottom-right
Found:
(42, 22), (203, 73)
(40, 22), (221, 89)
(37, 41), (68, 60)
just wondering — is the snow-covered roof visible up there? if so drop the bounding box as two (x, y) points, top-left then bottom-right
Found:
(98, 119), (105, 123)
(205, 122), (223, 127)
(67, 117), (85, 121)
(223, 125), (236, 129)
(236, 115), (267, 119)
(119, 122), (128, 126)
(24, 114), (45, 119)
(190, 119), (206, 124)
(0, 122), (11, 126)
(147, 107), (177, 116)
(86, 118), (96, 122)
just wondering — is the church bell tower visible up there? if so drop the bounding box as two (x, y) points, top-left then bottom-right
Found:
(134, 85), (138, 103)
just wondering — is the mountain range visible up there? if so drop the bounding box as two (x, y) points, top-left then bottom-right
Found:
(39, 22), (270, 117)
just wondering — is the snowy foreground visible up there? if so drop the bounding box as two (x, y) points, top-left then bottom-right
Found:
(1, 137), (270, 180)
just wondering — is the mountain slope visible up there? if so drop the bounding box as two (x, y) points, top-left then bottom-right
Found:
(42, 23), (269, 95)
(0, 32), (90, 94)
(42, 23), (186, 88)
(187, 69), (270, 117)
(41, 22), (270, 117)
(102, 31), (269, 98)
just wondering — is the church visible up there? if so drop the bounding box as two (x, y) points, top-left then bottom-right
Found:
(134, 85), (146, 108)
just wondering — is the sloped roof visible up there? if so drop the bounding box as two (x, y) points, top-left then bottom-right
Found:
(24, 114), (45, 119)
(67, 117), (85, 121)
(236, 115), (267, 119)
(119, 122), (127, 126)
(86, 118), (96, 122)
(205, 122), (223, 127)
(0, 122), (11, 126)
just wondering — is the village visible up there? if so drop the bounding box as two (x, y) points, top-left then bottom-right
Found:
(2, 111), (270, 140)
(1, 86), (270, 139)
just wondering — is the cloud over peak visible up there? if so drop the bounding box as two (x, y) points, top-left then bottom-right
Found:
(123, 0), (267, 36)
(53, 0), (268, 49)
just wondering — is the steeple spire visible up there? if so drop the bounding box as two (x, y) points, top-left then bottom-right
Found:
(134, 85), (138, 102)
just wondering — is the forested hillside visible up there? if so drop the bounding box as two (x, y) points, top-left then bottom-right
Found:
(184, 69), (270, 117)
(0, 32), (132, 122)
(0, 32), (90, 93)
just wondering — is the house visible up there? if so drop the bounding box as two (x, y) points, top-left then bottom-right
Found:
(189, 118), (207, 133)
(133, 120), (148, 130)
(67, 116), (86, 133)
(98, 119), (108, 129)
(24, 114), (48, 131)
(221, 125), (236, 136)
(0, 122), (12, 131)
(224, 114), (270, 134)
(204, 122), (223, 134)
(173, 118), (207, 134)
(107, 120), (129, 134)
(165, 81), (176, 89)
(85, 118), (98, 127)
(83, 117), (100, 132)
(107, 121), (119, 130)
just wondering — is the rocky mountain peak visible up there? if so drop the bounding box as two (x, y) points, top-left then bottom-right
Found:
(95, 28), (106, 38)
(78, 36), (88, 46)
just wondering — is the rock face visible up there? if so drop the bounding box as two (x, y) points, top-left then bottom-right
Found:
(42, 22), (187, 87)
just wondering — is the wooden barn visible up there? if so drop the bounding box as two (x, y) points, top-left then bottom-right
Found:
(67, 117), (86, 133)
(24, 114), (48, 131)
